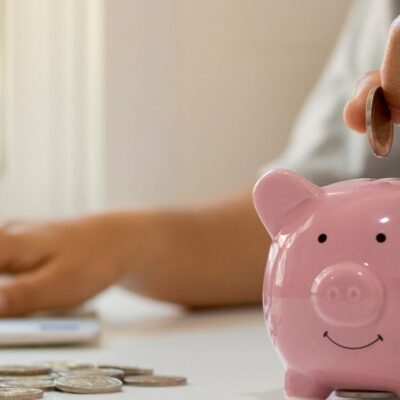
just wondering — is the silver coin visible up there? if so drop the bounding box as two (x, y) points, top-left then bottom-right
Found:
(0, 380), (54, 391)
(56, 368), (124, 380)
(0, 388), (43, 400)
(0, 376), (53, 382)
(335, 390), (396, 399)
(98, 365), (153, 376)
(0, 367), (51, 377)
(36, 361), (94, 372)
(124, 374), (187, 387)
(366, 85), (394, 158)
(55, 375), (122, 394)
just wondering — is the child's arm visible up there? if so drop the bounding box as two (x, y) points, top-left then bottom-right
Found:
(0, 190), (270, 315)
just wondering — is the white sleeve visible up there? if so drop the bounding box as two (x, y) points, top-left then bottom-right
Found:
(260, 0), (400, 186)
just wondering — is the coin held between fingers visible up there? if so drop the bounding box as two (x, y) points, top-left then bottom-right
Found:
(366, 86), (394, 157)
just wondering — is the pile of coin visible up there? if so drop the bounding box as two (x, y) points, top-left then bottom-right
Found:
(0, 361), (187, 399)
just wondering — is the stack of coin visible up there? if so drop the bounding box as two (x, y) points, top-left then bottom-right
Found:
(0, 361), (187, 399)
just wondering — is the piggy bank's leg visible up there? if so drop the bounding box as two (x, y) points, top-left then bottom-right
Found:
(285, 370), (330, 400)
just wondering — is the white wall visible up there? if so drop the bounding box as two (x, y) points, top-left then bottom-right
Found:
(104, 0), (352, 207)
(0, 0), (58, 218)
(0, 1), (352, 217)
(0, 0), (103, 218)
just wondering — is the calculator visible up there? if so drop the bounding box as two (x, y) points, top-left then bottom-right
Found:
(0, 314), (100, 346)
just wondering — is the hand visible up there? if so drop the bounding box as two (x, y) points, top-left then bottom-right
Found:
(0, 191), (268, 314)
(344, 16), (400, 131)
(0, 215), (140, 316)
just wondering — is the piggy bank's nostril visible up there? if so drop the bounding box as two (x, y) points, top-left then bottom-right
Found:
(347, 286), (361, 303)
(326, 286), (340, 302)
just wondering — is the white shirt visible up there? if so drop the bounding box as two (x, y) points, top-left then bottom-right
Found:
(262, 0), (400, 185)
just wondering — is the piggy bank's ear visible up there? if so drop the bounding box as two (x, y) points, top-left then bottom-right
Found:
(253, 169), (321, 238)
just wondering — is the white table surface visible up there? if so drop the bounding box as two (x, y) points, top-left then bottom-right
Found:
(0, 287), (286, 400)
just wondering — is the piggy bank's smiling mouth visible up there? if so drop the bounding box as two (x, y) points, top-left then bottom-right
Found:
(323, 331), (383, 350)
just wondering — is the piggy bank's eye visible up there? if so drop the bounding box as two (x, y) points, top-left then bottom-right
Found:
(376, 233), (386, 243)
(318, 233), (327, 243)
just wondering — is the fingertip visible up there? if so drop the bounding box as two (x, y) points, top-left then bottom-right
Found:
(344, 71), (380, 133)
(343, 99), (367, 133)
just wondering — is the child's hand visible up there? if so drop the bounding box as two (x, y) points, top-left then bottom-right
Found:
(344, 16), (400, 131)
(0, 215), (143, 316)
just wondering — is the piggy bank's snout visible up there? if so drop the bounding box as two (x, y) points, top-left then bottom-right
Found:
(311, 263), (384, 327)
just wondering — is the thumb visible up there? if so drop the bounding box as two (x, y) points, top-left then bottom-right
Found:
(0, 262), (68, 316)
(381, 16), (400, 123)
(343, 71), (381, 132)
(0, 225), (47, 274)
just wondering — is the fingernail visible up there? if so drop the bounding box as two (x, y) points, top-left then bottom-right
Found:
(352, 74), (373, 99)
(390, 107), (400, 124)
(0, 293), (9, 314)
(352, 79), (365, 99)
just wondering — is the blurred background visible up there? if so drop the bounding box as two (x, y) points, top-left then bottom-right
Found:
(0, 0), (351, 218)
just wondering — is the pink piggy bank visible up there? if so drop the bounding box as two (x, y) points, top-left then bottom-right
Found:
(253, 169), (400, 399)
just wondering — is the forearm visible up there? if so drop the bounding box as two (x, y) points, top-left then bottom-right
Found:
(0, 190), (269, 315)
(118, 190), (270, 307)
